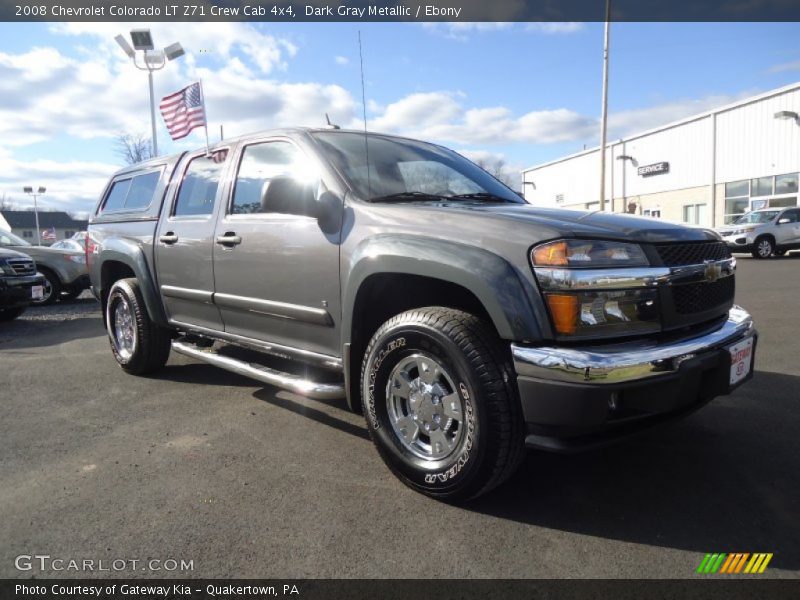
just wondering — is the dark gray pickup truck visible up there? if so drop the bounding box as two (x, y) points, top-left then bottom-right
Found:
(88, 128), (757, 500)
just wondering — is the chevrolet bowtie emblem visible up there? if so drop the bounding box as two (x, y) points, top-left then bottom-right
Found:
(704, 260), (722, 283)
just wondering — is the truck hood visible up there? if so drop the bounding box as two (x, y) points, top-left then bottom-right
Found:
(402, 202), (721, 244)
(0, 247), (33, 260)
(6, 245), (83, 259)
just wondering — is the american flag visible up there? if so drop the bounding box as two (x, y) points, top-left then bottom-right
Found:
(159, 82), (207, 141)
(42, 227), (56, 241)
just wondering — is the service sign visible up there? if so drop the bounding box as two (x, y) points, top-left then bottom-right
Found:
(637, 162), (670, 177)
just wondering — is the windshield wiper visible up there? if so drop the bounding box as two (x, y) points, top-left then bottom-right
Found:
(446, 192), (516, 203)
(369, 191), (450, 203)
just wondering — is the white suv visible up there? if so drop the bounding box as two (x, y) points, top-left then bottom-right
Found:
(717, 207), (800, 258)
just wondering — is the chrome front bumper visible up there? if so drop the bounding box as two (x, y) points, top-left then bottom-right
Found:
(512, 306), (755, 385)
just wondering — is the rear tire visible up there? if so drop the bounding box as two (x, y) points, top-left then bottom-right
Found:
(361, 307), (525, 502)
(0, 306), (26, 321)
(752, 236), (774, 259)
(106, 278), (171, 375)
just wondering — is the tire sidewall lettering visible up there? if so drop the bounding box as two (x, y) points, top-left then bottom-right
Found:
(365, 327), (481, 488)
(365, 336), (406, 430)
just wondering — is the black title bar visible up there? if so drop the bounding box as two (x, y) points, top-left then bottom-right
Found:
(3, 0), (800, 22)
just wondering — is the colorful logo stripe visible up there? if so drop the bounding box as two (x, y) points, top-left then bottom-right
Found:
(697, 553), (773, 574)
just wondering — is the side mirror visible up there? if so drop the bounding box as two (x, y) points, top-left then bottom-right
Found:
(777, 217), (791, 225)
(261, 175), (318, 218)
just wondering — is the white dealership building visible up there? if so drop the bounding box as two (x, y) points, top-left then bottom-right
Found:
(522, 82), (800, 227)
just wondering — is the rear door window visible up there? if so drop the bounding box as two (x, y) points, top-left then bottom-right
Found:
(173, 151), (229, 217)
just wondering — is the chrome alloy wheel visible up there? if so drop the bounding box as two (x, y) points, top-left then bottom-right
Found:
(386, 353), (465, 461)
(111, 298), (137, 360)
(757, 239), (773, 258)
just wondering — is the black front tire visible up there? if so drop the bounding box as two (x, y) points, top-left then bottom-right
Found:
(361, 307), (525, 502)
(0, 306), (26, 321)
(106, 278), (171, 375)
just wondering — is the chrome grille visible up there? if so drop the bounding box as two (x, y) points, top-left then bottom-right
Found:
(654, 242), (730, 267)
(7, 258), (36, 276)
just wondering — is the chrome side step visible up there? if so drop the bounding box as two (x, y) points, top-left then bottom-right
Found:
(171, 340), (346, 400)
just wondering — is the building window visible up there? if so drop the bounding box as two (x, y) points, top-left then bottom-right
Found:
(555, 194), (564, 204)
(643, 209), (661, 219)
(775, 173), (798, 195)
(725, 180), (749, 198)
(769, 196), (797, 209)
(724, 179), (750, 223)
(22, 230), (33, 238)
(683, 203), (708, 225)
(751, 176), (773, 197)
(64, 230), (75, 238)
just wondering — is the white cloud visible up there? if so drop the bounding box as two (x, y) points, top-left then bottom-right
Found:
(368, 92), (595, 145)
(0, 156), (117, 214)
(51, 23), (297, 75)
(607, 93), (751, 138)
(334, 55), (349, 66)
(768, 59), (800, 73)
(422, 22), (584, 41)
(421, 22), (513, 41)
(524, 22), (585, 34)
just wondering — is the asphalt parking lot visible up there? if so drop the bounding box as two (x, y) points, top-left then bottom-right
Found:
(1, 257), (798, 579)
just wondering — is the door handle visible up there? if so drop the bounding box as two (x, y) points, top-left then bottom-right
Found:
(215, 232), (242, 247)
(159, 232), (178, 244)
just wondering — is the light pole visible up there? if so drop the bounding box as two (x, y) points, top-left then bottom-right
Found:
(23, 186), (46, 246)
(115, 29), (185, 157)
(598, 0), (611, 211)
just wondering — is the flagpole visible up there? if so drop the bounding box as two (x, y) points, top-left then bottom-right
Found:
(198, 79), (210, 156)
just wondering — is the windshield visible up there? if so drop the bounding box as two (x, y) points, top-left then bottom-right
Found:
(0, 230), (30, 246)
(734, 211), (779, 224)
(310, 131), (524, 204)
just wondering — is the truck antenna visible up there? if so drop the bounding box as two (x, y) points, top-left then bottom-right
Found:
(358, 31), (371, 199)
(325, 113), (340, 129)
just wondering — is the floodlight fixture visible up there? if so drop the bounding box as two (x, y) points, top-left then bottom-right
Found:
(130, 29), (154, 51)
(164, 42), (185, 61)
(114, 34), (135, 58)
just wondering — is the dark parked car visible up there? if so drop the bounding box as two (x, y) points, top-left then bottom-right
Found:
(0, 247), (45, 321)
(87, 128), (757, 501)
(0, 230), (89, 304)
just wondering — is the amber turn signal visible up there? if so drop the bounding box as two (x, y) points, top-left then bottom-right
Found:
(544, 294), (579, 335)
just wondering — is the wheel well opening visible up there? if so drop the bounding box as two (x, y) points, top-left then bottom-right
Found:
(347, 273), (495, 412)
(100, 261), (136, 323)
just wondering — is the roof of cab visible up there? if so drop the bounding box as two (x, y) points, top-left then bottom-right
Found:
(109, 127), (434, 177)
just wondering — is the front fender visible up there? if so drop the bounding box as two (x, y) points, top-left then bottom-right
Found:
(343, 234), (544, 344)
(96, 240), (166, 326)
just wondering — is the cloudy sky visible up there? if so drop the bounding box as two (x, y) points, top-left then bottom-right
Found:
(1, 21), (799, 216)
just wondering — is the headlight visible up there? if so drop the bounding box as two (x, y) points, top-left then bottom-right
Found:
(0, 260), (13, 275)
(543, 289), (660, 338)
(531, 239), (661, 339)
(531, 239), (648, 268)
(68, 255), (86, 264)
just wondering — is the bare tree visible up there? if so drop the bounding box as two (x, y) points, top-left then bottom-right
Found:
(0, 193), (12, 210)
(473, 157), (517, 188)
(115, 133), (153, 165)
